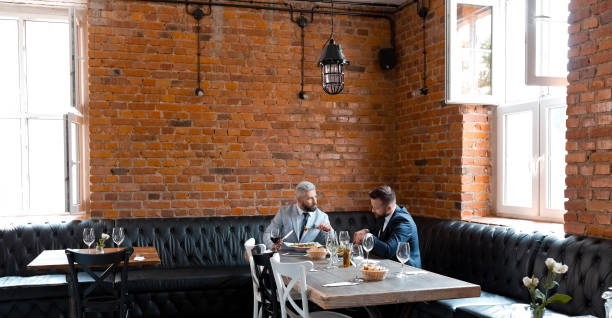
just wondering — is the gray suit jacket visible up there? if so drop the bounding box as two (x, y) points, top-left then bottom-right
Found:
(263, 204), (331, 249)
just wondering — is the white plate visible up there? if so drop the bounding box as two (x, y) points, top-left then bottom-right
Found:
(282, 242), (323, 251)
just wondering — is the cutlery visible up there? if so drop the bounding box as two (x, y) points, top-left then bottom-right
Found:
(282, 230), (294, 241)
(282, 252), (307, 257)
(322, 282), (360, 287)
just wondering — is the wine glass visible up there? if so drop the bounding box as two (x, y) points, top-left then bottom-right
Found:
(270, 227), (281, 251)
(112, 227), (125, 247)
(83, 228), (94, 249)
(351, 244), (364, 282)
(325, 232), (338, 269)
(362, 233), (374, 264)
(338, 230), (350, 250)
(396, 242), (411, 277)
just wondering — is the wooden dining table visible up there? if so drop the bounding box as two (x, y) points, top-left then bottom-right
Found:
(27, 246), (161, 318)
(27, 246), (161, 272)
(279, 254), (481, 318)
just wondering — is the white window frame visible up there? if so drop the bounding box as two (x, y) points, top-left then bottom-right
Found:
(445, 0), (503, 105)
(525, 0), (569, 86)
(0, 4), (86, 215)
(496, 96), (566, 222)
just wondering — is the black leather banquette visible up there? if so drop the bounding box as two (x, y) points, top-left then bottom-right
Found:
(0, 212), (610, 318)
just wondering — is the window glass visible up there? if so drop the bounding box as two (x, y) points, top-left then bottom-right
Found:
(547, 106), (567, 210)
(0, 119), (23, 211)
(28, 119), (65, 212)
(0, 19), (19, 115)
(533, 0), (569, 78)
(455, 4), (493, 97)
(504, 111), (534, 207)
(26, 20), (70, 115)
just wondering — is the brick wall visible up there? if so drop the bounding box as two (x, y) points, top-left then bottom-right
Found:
(565, 0), (612, 237)
(393, 0), (491, 220)
(87, 0), (397, 217)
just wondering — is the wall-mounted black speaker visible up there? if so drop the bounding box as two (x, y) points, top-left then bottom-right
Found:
(379, 48), (396, 70)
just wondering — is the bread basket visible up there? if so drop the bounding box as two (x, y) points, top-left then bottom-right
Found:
(306, 247), (327, 260)
(361, 266), (389, 281)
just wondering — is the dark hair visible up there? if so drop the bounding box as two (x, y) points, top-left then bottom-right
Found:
(368, 185), (396, 206)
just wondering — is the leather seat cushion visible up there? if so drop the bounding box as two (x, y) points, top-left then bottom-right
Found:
(454, 304), (568, 318)
(122, 266), (251, 292)
(410, 291), (517, 318)
(0, 275), (67, 301)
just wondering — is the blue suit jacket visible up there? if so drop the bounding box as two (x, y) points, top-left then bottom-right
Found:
(370, 206), (422, 268)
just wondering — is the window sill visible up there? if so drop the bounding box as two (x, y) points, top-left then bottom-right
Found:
(465, 216), (565, 238)
(0, 212), (87, 226)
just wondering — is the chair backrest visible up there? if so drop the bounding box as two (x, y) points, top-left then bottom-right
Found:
(245, 239), (262, 300)
(253, 251), (280, 318)
(269, 253), (313, 318)
(65, 247), (134, 315)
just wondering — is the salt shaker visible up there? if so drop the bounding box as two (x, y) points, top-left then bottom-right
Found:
(603, 287), (612, 318)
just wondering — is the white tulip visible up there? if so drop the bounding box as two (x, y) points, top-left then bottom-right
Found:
(553, 263), (568, 274)
(101, 233), (110, 241)
(523, 276), (532, 287)
(545, 258), (556, 270)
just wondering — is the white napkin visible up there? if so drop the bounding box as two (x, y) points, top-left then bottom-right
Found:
(322, 282), (360, 287)
(134, 256), (145, 261)
(403, 270), (427, 275)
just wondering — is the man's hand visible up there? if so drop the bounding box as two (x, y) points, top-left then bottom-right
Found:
(272, 239), (284, 252)
(316, 222), (332, 232)
(353, 229), (368, 244)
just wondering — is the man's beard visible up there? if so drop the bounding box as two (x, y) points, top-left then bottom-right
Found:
(301, 203), (317, 212)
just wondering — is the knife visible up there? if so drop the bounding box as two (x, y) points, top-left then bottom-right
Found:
(322, 282), (360, 287)
(281, 230), (294, 241)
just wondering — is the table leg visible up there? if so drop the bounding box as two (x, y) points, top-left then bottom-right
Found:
(66, 273), (77, 318)
(398, 303), (414, 318)
(364, 306), (382, 318)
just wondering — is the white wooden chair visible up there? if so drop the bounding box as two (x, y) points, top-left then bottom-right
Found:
(245, 238), (266, 318)
(269, 253), (351, 318)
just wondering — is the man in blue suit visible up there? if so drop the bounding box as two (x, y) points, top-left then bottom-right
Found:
(354, 185), (421, 268)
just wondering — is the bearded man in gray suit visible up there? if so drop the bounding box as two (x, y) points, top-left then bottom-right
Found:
(264, 181), (332, 250)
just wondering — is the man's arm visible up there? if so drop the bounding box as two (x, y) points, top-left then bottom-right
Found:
(263, 211), (284, 249)
(371, 219), (414, 259)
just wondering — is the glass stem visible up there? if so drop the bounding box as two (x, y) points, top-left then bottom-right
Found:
(401, 262), (404, 275)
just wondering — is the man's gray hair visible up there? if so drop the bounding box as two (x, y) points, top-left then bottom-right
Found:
(295, 181), (316, 198)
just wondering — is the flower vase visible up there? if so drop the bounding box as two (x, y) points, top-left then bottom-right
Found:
(95, 245), (104, 253)
(531, 307), (545, 318)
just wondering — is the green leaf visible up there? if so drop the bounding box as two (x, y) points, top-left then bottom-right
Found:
(535, 289), (546, 301)
(546, 294), (572, 305)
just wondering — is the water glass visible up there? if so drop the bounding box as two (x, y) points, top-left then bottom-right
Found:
(112, 227), (125, 247)
(363, 233), (374, 263)
(351, 244), (364, 282)
(338, 230), (350, 249)
(395, 242), (411, 277)
(83, 228), (94, 249)
(326, 232), (339, 269)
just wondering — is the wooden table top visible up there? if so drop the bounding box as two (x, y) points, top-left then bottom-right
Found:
(27, 246), (161, 272)
(279, 255), (481, 310)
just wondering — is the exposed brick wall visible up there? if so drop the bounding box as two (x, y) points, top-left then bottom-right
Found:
(565, 0), (612, 237)
(393, 0), (492, 220)
(87, 0), (397, 217)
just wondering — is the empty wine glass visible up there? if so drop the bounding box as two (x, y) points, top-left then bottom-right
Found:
(338, 230), (350, 249)
(83, 228), (94, 249)
(326, 232), (339, 269)
(112, 227), (125, 247)
(362, 233), (374, 264)
(396, 242), (411, 277)
(351, 244), (364, 282)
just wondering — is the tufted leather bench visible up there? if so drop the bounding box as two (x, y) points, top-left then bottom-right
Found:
(1, 213), (610, 318)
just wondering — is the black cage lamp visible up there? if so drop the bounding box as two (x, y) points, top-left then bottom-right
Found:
(318, 0), (349, 95)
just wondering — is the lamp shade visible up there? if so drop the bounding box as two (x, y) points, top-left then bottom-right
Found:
(318, 38), (349, 95)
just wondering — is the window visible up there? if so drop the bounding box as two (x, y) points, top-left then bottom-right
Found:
(0, 5), (86, 215)
(495, 0), (569, 222)
(446, 0), (501, 105)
